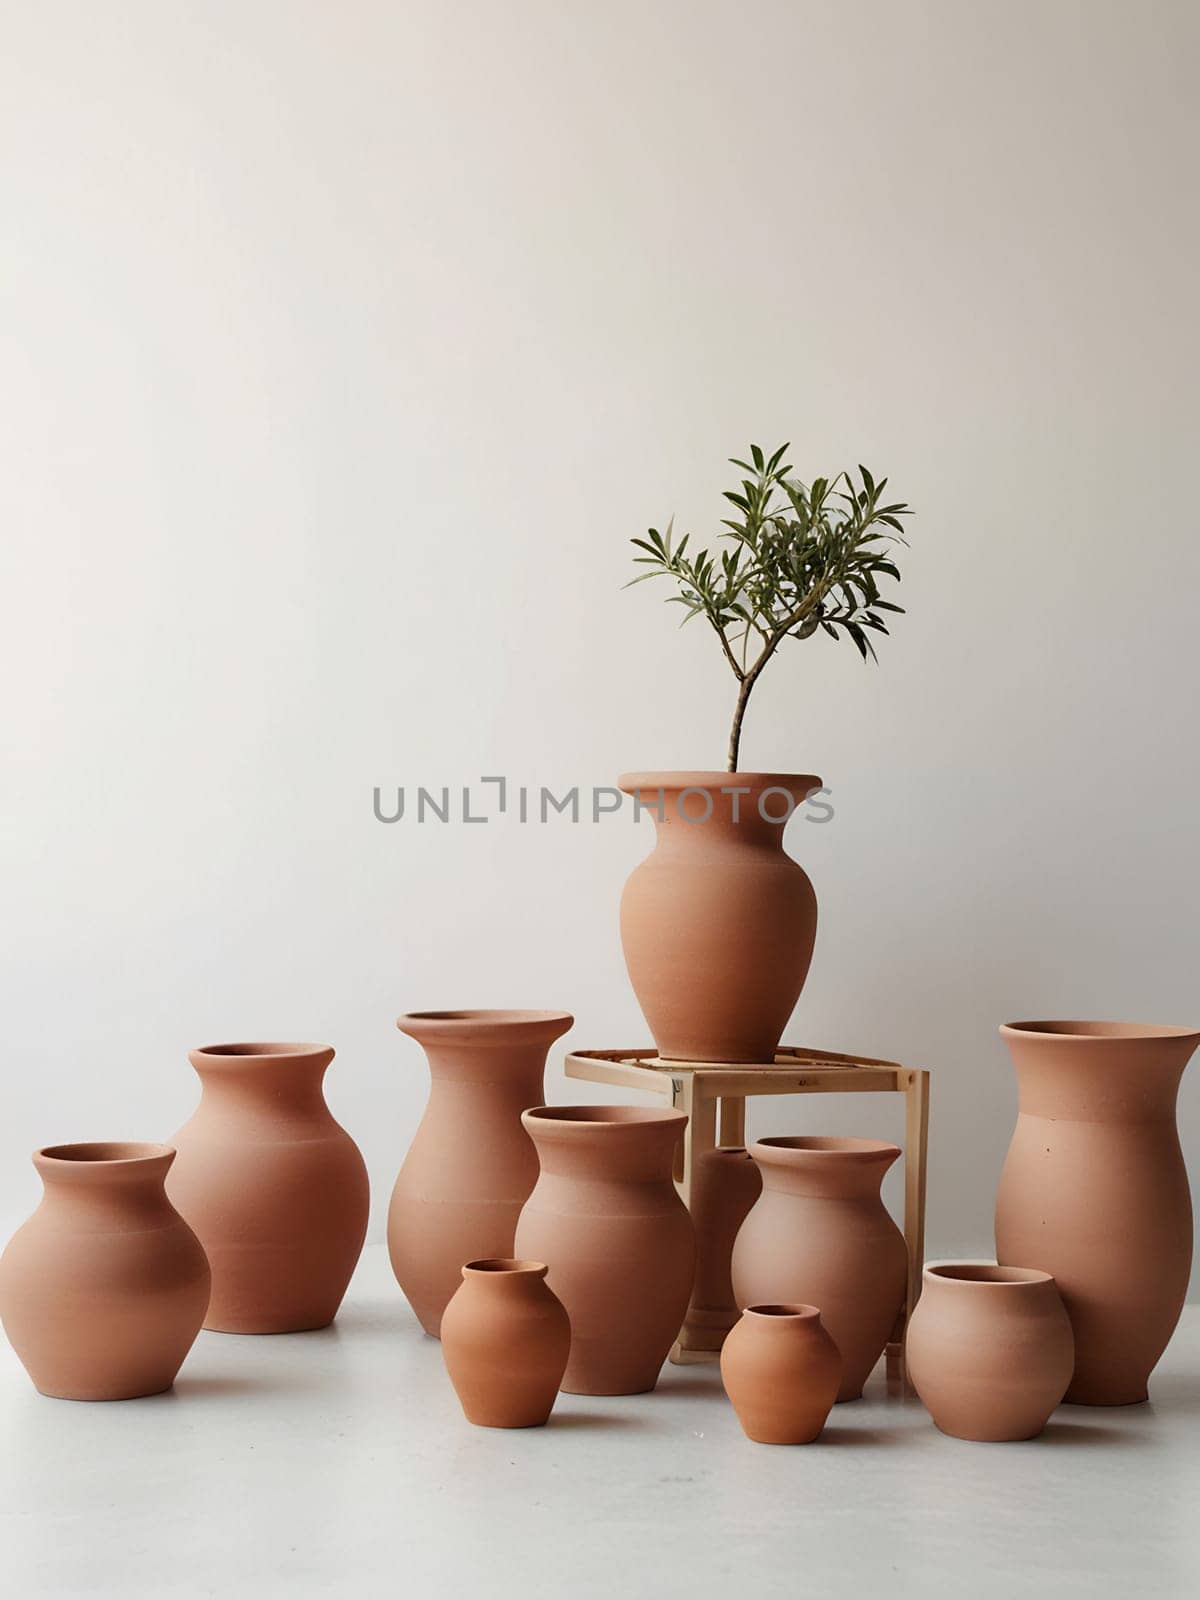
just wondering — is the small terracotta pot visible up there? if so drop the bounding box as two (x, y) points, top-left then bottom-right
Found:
(732, 1136), (907, 1401)
(617, 772), (821, 1062)
(720, 1304), (842, 1444)
(684, 1147), (762, 1347)
(514, 1106), (695, 1395)
(0, 1143), (211, 1400)
(388, 1009), (573, 1336)
(906, 1265), (1075, 1441)
(996, 1019), (1199, 1404)
(440, 1258), (571, 1428)
(168, 1043), (369, 1334)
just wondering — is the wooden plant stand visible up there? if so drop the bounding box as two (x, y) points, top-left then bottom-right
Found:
(564, 1045), (930, 1383)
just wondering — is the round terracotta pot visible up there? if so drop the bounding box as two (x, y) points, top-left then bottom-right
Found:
(906, 1264), (1075, 1442)
(440, 1258), (571, 1429)
(685, 1146), (762, 1347)
(168, 1043), (369, 1334)
(720, 1303), (842, 1444)
(995, 1019), (1199, 1405)
(732, 1136), (907, 1401)
(617, 772), (821, 1062)
(0, 1143), (210, 1400)
(514, 1106), (695, 1395)
(388, 1009), (573, 1337)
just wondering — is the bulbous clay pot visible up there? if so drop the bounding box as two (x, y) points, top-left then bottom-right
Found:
(440, 1258), (571, 1428)
(617, 773), (821, 1062)
(684, 1146), (762, 1349)
(168, 1043), (369, 1334)
(514, 1106), (694, 1395)
(388, 1010), (573, 1336)
(732, 1137), (907, 1401)
(995, 1020), (1199, 1404)
(0, 1143), (210, 1400)
(906, 1264), (1074, 1441)
(720, 1304), (842, 1444)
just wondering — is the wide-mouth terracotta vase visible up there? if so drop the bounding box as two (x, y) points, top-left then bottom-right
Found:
(731, 1136), (907, 1401)
(617, 772), (821, 1063)
(995, 1019), (1199, 1404)
(514, 1105), (695, 1395)
(167, 1042), (370, 1334)
(388, 1009), (573, 1337)
(906, 1264), (1074, 1441)
(720, 1303), (842, 1445)
(440, 1258), (571, 1429)
(0, 1142), (211, 1400)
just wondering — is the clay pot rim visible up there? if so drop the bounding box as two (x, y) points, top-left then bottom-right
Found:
(462, 1258), (549, 1279)
(925, 1262), (1054, 1288)
(1001, 1020), (1199, 1043)
(522, 1104), (688, 1133)
(398, 1009), (573, 1035)
(35, 1141), (175, 1169)
(190, 1042), (334, 1064)
(743, 1303), (821, 1321)
(618, 771), (822, 796)
(752, 1135), (901, 1162)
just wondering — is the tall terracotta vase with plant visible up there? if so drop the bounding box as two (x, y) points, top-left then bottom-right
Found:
(620, 444), (912, 1062)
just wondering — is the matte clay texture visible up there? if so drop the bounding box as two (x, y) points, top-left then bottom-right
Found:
(0, 1143), (210, 1400)
(685, 1146), (762, 1342)
(995, 1020), (1199, 1404)
(906, 1265), (1075, 1442)
(515, 1107), (695, 1395)
(732, 1137), (907, 1402)
(168, 1044), (369, 1334)
(388, 1010), (573, 1337)
(440, 1259), (570, 1429)
(720, 1304), (842, 1444)
(617, 773), (820, 1062)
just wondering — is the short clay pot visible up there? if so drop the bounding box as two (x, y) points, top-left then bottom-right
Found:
(440, 1259), (571, 1428)
(514, 1106), (695, 1395)
(618, 772), (821, 1062)
(732, 1136), (907, 1401)
(168, 1043), (369, 1333)
(684, 1147), (762, 1348)
(0, 1143), (211, 1400)
(906, 1264), (1075, 1442)
(720, 1304), (842, 1444)
(388, 1009), (573, 1336)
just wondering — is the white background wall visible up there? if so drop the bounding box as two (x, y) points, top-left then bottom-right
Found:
(2, 1), (1197, 1280)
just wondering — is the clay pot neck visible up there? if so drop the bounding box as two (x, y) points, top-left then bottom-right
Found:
(1000, 1022), (1199, 1122)
(922, 1263), (1059, 1306)
(33, 1142), (176, 1224)
(187, 1043), (335, 1114)
(618, 772), (821, 852)
(522, 1106), (686, 1183)
(741, 1302), (823, 1336)
(459, 1258), (550, 1297)
(398, 1011), (572, 1083)
(751, 1136), (900, 1199)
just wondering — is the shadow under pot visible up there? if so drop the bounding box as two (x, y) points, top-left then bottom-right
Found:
(906, 1264), (1074, 1441)
(167, 1043), (370, 1334)
(514, 1106), (695, 1395)
(995, 1019), (1199, 1405)
(731, 1137), (907, 1402)
(387, 1009), (574, 1337)
(440, 1258), (571, 1429)
(721, 1304), (842, 1444)
(0, 1143), (211, 1400)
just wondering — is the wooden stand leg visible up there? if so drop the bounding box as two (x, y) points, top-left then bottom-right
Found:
(717, 1094), (746, 1147)
(887, 1068), (930, 1390)
(671, 1078), (718, 1364)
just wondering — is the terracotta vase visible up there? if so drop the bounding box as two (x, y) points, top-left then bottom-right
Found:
(167, 1042), (369, 1334)
(440, 1258), (571, 1428)
(684, 1146), (762, 1349)
(0, 1143), (210, 1400)
(906, 1264), (1074, 1441)
(732, 1136), (907, 1401)
(995, 1019), (1199, 1405)
(388, 1010), (573, 1336)
(617, 772), (821, 1062)
(720, 1304), (842, 1444)
(514, 1106), (695, 1395)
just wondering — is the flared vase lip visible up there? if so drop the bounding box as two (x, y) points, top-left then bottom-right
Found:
(1001, 1019), (1200, 1043)
(618, 771), (822, 796)
(925, 1262), (1056, 1289)
(742, 1303), (822, 1322)
(522, 1104), (688, 1135)
(34, 1140), (176, 1173)
(462, 1258), (549, 1279)
(189, 1041), (335, 1067)
(751, 1135), (902, 1164)
(398, 1009), (574, 1041)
